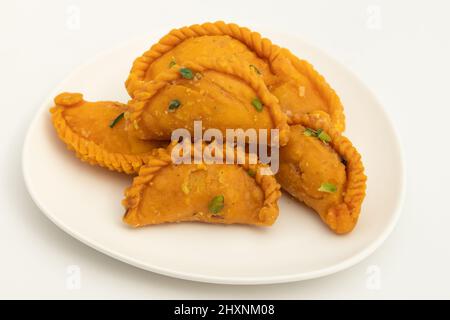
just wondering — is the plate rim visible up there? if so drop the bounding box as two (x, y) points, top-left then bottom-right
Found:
(22, 34), (406, 285)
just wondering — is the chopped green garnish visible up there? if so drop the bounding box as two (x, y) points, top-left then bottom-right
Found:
(304, 128), (316, 137)
(168, 99), (181, 112)
(249, 64), (261, 75)
(179, 67), (194, 79)
(247, 169), (256, 177)
(318, 182), (337, 193)
(109, 112), (124, 128)
(303, 127), (331, 144)
(252, 98), (263, 112)
(208, 195), (224, 214)
(317, 130), (331, 143)
(169, 58), (177, 68)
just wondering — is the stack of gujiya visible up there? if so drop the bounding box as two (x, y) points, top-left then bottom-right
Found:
(50, 22), (366, 234)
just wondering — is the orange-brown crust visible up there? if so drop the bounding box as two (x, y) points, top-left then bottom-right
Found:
(128, 57), (290, 146)
(126, 21), (345, 132)
(289, 113), (366, 233)
(50, 92), (158, 174)
(285, 52), (345, 132)
(123, 143), (281, 226)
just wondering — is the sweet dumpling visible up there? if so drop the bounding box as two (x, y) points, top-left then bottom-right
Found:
(50, 92), (166, 174)
(122, 145), (281, 227)
(126, 21), (345, 132)
(127, 58), (290, 145)
(276, 113), (366, 234)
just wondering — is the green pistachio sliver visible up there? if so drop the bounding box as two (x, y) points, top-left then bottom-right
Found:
(109, 112), (124, 128)
(247, 169), (256, 177)
(317, 130), (331, 143)
(208, 195), (225, 214)
(252, 98), (264, 112)
(168, 99), (181, 112)
(303, 128), (317, 137)
(303, 127), (331, 143)
(249, 64), (261, 75)
(179, 67), (194, 79)
(318, 182), (337, 193)
(168, 58), (177, 68)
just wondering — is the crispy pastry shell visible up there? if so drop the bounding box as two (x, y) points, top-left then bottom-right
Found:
(126, 21), (345, 132)
(127, 57), (290, 146)
(276, 113), (366, 233)
(50, 92), (166, 174)
(123, 144), (281, 227)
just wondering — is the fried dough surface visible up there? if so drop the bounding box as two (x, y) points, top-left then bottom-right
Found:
(50, 92), (166, 174)
(126, 22), (345, 132)
(123, 145), (281, 227)
(131, 71), (272, 139)
(276, 114), (366, 234)
(127, 58), (290, 145)
(47, 22), (369, 235)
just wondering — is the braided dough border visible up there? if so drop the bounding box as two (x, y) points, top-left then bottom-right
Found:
(50, 93), (154, 175)
(123, 143), (282, 226)
(285, 51), (345, 132)
(128, 57), (290, 146)
(290, 113), (367, 234)
(125, 21), (345, 132)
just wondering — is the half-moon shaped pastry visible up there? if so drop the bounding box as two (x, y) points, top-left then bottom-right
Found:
(127, 57), (290, 146)
(276, 113), (366, 234)
(126, 21), (345, 132)
(50, 92), (166, 174)
(122, 144), (281, 227)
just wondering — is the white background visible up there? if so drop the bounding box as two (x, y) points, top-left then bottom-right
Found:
(1, 0), (449, 299)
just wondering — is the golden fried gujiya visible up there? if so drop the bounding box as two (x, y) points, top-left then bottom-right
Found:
(122, 144), (281, 227)
(50, 92), (166, 174)
(127, 58), (290, 145)
(126, 21), (345, 132)
(276, 114), (366, 234)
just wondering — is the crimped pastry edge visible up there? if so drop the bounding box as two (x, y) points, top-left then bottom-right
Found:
(122, 143), (282, 227)
(50, 92), (154, 175)
(126, 21), (345, 132)
(289, 113), (366, 234)
(128, 57), (290, 146)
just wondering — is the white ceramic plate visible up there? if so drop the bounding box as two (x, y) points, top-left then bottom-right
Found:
(23, 31), (405, 285)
